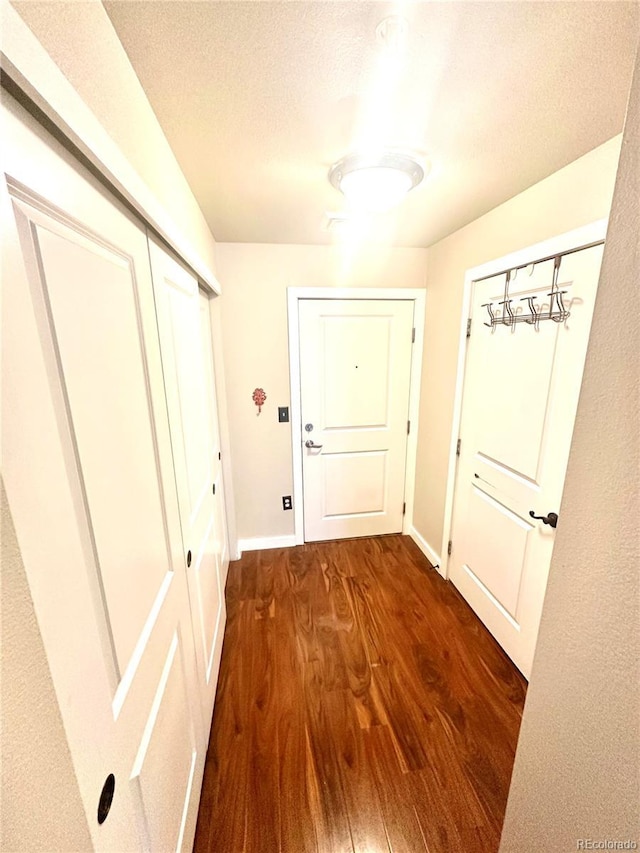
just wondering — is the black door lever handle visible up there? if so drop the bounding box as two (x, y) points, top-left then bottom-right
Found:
(529, 510), (558, 529)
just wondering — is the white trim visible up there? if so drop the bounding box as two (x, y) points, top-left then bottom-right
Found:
(238, 535), (297, 554)
(0, 0), (219, 293)
(287, 289), (305, 544)
(288, 287), (429, 301)
(403, 292), (426, 536)
(204, 294), (240, 561)
(439, 219), (608, 579)
(287, 287), (426, 545)
(409, 526), (444, 577)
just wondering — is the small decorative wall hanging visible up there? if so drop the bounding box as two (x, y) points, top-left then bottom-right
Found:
(252, 387), (267, 415)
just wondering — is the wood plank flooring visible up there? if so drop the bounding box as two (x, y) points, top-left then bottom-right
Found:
(194, 535), (527, 853)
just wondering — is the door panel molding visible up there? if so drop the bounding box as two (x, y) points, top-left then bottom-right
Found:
(287, 287), (426, 546)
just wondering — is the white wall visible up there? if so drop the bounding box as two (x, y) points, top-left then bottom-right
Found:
(413, 136), (622, 560)
(214, 243), (428, 544)
(215, 136), (622, 550)
(1, 483), (92, 852)
(500, 41), (640, 851)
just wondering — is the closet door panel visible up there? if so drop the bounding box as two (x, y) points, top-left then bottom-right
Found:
(2, 94), (204, 851)
(199, 290), (229, 576)
(131, 631), (199, 853)
(149, 239), (227, 729)
(33, 222), (169, 673)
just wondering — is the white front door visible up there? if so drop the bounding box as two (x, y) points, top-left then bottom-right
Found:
(299, 299), (414, 542)
(148, 239), (228, 730)
(450, 245), (603, 678)
(2, 96), (204, 849)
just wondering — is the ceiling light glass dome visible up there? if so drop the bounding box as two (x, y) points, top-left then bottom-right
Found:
(329, 152), (425, 213)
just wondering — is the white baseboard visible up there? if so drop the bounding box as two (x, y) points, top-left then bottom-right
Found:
(238, 530), (442, 572)
(237, 534), (297, 555)
(409, 526), (445, 577)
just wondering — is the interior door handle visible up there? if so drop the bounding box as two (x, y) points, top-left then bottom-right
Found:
(305, 439), (323, 449)
(529, 510), (558, 529)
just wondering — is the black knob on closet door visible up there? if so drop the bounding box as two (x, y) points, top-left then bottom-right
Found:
(187, 550), (192, 567)
(97, 774), (115, 825)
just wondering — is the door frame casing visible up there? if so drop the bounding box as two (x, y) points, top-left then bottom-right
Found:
(287, 287), (426, 546)
(440, 219), (608, 580)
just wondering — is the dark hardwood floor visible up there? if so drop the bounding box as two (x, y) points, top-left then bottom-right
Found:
(193, 535), (527, 853)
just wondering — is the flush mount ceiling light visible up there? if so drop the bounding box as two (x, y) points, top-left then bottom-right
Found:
(328, 152), (425, 213)
(375, 15), (409, 53)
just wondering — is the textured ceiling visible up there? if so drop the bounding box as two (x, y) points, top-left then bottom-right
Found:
(77, 3), (640, 245)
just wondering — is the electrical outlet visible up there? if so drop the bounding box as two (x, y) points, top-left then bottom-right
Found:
(278, 406), (289, 423)
(282, 495), (292, 511)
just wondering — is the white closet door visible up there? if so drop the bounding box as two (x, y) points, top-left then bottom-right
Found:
(148, 239), (228, 729)
(449, 246), (603, 677)
(2, 96), (205, 850)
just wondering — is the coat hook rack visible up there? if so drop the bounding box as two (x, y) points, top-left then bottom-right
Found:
(482, 255), (570, 330)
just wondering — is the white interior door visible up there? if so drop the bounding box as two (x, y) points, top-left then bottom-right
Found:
(148, 239), (228, 730)
(450, 245), (604, 677)
(299, 299), (414, 542)
(1, 96), (205, 849)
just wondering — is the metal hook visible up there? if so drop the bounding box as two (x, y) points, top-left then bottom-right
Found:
(499, 299), (515, 326)
(482, 302), (495, 327)
(520, 295), (539, 326)
(499, 270), (515, 327)
(555, 289), (569, 321)
(548, 256), (563, 319)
